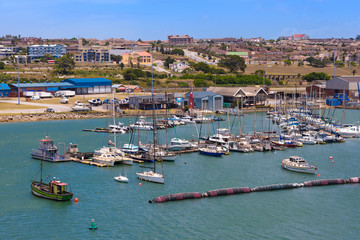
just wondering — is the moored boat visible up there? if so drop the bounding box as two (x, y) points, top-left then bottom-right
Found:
(281, 156), (317, 174)
(199, 145), (223, 156)
(31, 179), (73, 201)
(31, 136), (71, 162)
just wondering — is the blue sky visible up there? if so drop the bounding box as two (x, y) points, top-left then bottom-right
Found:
(1, 0), (359, 40)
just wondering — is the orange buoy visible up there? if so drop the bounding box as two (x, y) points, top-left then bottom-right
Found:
(331, 160), (335, 163)
(74, 197), (79, 202)
(139, 183), (142, 186)
(329, 156), (333, 159)
(318, 174), (321, 177)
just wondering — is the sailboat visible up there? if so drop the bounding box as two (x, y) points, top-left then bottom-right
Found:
(136, 64), (165, 184)
(114, 167), (129, 183)
(93, 89), (133, 166)
(31, 159), (73, 201)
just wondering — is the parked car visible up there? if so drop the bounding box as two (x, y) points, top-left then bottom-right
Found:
(45, 108), (55, 113)
(30, 96), (40, 100)
(88, 98), (102, 106)
(60, 97), (69, 104)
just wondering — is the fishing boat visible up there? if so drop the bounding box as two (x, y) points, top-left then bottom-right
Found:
(31, 136), (71, 162)
(31, 159), (73, 201)
(199, 145), (224, 156)
(281, 156), (317, 174)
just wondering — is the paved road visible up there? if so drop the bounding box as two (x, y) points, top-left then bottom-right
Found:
(183, 50), (217, 65)
(0, 99), (72, 113)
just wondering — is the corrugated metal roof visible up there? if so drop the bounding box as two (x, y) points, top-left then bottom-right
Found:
(10, 82), (75, 88)
(0, 83), (10, 90)
(338, 76), (360, 83)
(63, 78), (112, 86)
(191, 91), (219, 99)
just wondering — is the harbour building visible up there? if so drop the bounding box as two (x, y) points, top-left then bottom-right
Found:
(61, 78), (112, 94)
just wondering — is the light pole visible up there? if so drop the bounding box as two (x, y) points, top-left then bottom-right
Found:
(17, 55), (20, 105)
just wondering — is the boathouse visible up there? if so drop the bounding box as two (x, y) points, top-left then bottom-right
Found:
(325, 76), (360, 99)
(62, 78), (112, 95)
(0, 83), (11, 97)
(183, 91), (223, 111)
(207, 86), (267, 106)
(129, 94), (176, 110)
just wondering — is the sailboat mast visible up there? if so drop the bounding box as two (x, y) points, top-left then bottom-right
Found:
(151, 63), (156, 172)
(40, 159), (43, 184)
(112, 88), (116, 147)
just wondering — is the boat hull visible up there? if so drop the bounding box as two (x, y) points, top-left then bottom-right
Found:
(31, 153), (71, 162)
(136, 172), (164, 184)
(31, 181), (73, 201)
(199, 150), (223, 156)
(114, 176), (129, 183)
(281, 164), (316, 174)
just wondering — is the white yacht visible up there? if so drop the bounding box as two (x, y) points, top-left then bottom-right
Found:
(168, 138), (192, 151)
(281, 156), (317, 174)
(335, 125), (360, 138)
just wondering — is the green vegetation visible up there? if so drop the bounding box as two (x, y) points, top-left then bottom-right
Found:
(164, 57), (175, 68)
(193, 79), (209, 87)
(302, 72), (330, 82)
(192, 62), (226, 74)
(177, 82), (189, 88)
(305, 57), (331, 68)
(0, 62), (5, 69)
(53, 53), (75, 75)
(181, 73), (271, 86)
(110, 54), (122, 63)
(218, 55), (246, 73)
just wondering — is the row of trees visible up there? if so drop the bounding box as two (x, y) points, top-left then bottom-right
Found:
(185, 74), (271, 87)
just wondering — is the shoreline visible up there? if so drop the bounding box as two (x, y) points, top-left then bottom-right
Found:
(0, 111), (113, 123)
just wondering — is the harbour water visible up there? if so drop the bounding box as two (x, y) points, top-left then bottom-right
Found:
(0, 110), (359, 239)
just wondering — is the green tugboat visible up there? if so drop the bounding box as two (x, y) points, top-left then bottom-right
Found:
(31, 158), (73, 201)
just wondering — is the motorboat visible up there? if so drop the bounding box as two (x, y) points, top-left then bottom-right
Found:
(168, 138), (192, 151)
(71, 102), (91, 112)
(281, 156), (317, 174)
(109, 122), (129, 134)
(335, 125), (360, 138)
(130, 119), (153, 130)
(181, 115), (195, 124)
(122, 144), (139, 154)
(229, 139), (254, 152)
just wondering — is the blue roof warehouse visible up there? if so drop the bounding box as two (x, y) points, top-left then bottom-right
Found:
(61, 78), (112, 94)
(0, 84), (11, 97)
(8, 78), (113, 96)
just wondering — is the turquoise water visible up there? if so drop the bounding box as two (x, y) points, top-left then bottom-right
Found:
(0, 110), (359, 239)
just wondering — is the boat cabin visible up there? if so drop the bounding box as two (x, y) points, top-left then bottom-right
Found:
(49, 180), (69, 194)
(289, 156), (306, 164)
